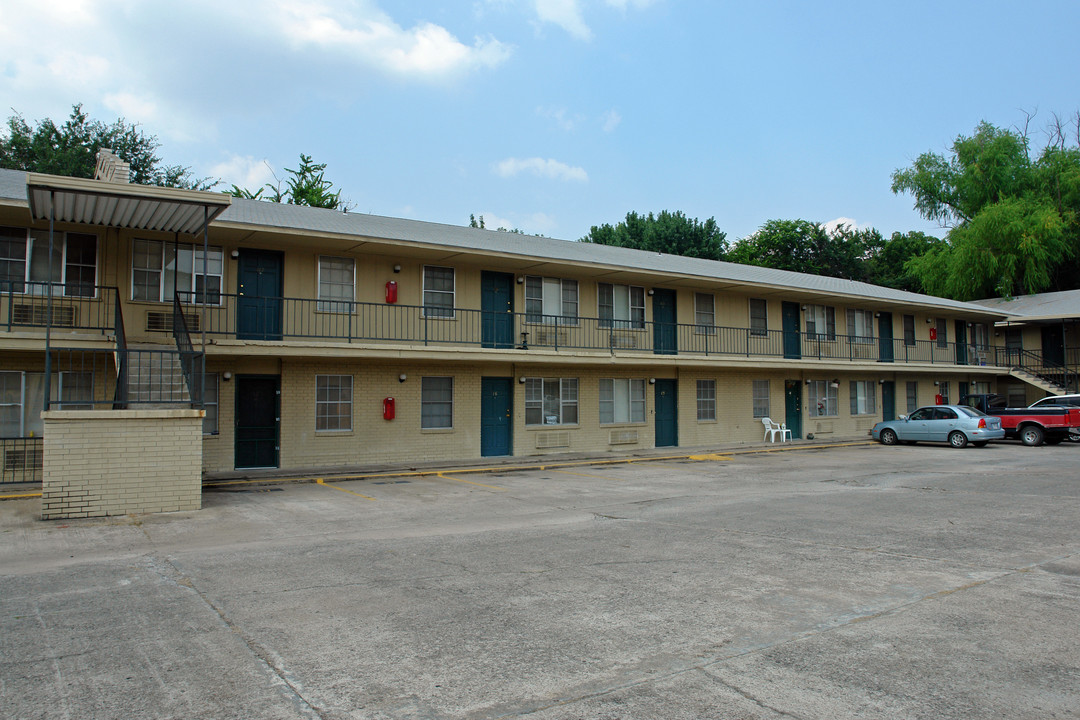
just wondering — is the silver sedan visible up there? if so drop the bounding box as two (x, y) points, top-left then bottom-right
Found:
(871, 404), (1005, 448)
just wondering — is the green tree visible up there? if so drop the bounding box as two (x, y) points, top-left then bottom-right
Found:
(580, 210), (728, 261)
(0, 103), (213, 190)
(862, 230), (943, 293)
(228, 154), (347, 210)
(892, 119), (1080, 299)
(727, 219), (871, 280)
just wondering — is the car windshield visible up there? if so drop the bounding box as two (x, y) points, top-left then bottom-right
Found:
(956, 406), (986, 418)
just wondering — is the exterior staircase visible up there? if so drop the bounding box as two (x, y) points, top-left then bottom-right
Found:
(1008, 367), (1069, 396)
(123, 345), (192, 408)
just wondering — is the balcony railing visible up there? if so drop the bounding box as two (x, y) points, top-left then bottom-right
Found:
(162, 293), (1002, 365)
(0, 282), (117, 333)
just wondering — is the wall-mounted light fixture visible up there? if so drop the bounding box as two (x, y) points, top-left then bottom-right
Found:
(222, 371), (232, 381)
(878, 378), (886, 385)
(805, 379), (812, 385)
(647, 289), (655, 296)
(934, 381), (940, 386)
(648, 378), (656, 384)
(393, 264), (402, 273)
(874, 312), (881, 318)
(516, 276), (525, 284)
(398, 373), (407, 383)
(518, 376), (527, 384)
(926, 317), (933, 324)
(801, 305), (808, 311)
(230, 249), (240, 259)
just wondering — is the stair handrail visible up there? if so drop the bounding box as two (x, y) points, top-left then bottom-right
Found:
(1002, 347), (1073, 394)
(112, 286), (128, 408)
(172, 293), (203, 404)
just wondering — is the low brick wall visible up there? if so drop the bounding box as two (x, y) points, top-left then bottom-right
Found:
(41, 410), (204, 520)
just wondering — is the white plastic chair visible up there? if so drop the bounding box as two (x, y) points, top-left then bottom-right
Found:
(762, 417), (779, 442)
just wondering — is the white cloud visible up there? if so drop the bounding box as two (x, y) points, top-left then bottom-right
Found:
(601, 109), (622, 132)
(538, 106), (583, 131)
(267, 1), (511, 76)
(822, 217), (867, 235)
(605, 0), (659, 10)
(495, 157), (588, 182)
(209, 155), (276, 191)
(534, 0), (592, 40)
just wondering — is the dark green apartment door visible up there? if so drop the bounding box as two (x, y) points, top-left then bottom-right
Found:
(954, 320), (968, 365)
(480, 377), (513, 456)
(652, 289), (677, 355)
(784, 379), (802, 439)
(235, 375), (279, 469)
(481, 272), (515, 349)
(882, 381), (896, 421)
(654, 379), (678, 447)
(878, 312), (894, 362)
(782, 302), (801, 359)
(237, 249), (283, 340)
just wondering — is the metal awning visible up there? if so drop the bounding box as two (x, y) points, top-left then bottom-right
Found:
(25, 173), (231, 236)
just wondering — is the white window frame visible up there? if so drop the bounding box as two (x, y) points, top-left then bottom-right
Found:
(0, 370), (92, 438)
(422, 266), (455, 319)
(421, 376), (454, 429)
(525, 378), (579, 425)
(906, 381), (918, 413)
(316, 374), (353, 432)
(525, 276), (579, 326)
(806, 305), (836, 341)
(599, 378), (646, 424)
(0, 226), (98, 298)
(693, 293), (715, 335)
(696, 379), (716, 421)
(598, 283), (645, 330)
(808, 380), (838, 417)
(131, 238), (223, 305)
(318, 256), (355, 313)
(846, 309), (874, 344)
(752, 379), (770, 418)
(849, 380), (877, 415)
(749, 298), (768, 336)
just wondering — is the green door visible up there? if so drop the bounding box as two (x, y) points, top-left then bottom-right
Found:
(235, 375), (279, 469)
(782, 302), (801, 359)
(237, 249), (283, 340)
(954, 320), (968, 365)
(480, 377), (513, 456)
(784, 379), (802, 439)
(481, 272), (515, 349)
(652, 289), (677, 355)
(882, 381), (896, 421)
(878, 312), (894, 362)
(654, 379), (678, 447)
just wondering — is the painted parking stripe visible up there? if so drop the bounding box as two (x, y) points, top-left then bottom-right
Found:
(315, 478), (377, 501)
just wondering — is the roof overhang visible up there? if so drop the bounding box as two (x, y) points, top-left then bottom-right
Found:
(25, 173), (231, 236)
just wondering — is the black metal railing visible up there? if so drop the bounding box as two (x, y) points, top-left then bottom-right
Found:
(173, 293), (203, 406)
(1, 282), (118, 333)
(0, 437), (43, 484)
(996, 347), (1079, 392)
(162, 292), (1003, 366)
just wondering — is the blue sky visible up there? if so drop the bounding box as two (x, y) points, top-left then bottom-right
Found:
(2, 1), (1078, 243)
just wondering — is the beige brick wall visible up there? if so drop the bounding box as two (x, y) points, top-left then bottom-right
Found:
(41, 410), (203, 520)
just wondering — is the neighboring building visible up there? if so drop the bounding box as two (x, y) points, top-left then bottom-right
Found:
(971, 290), (1080, 406)
(0, 164), (1038, 487)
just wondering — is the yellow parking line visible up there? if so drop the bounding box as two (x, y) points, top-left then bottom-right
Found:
(315, 478), (377, 501)
(0, 492), (41, 501)
(688, 453), (733, 461)
(434, 471), (505, 491)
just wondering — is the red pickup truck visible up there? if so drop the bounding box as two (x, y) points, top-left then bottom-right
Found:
(960, 394), (1080, 446)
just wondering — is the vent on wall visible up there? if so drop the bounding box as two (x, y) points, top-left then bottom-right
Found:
(608, 333), (641, 349)
(813, 421), (835, 434)
(13, 304), (76, 327)
(146, 311), (200, 333)
(608, 429), (639, 445)
(535, 431), (571, 449)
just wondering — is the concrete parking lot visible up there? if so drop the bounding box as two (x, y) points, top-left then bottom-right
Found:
(2, 441), (1079, 719)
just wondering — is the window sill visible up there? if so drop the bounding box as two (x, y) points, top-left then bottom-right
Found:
(525, 423), (580, 430)
(421, 426), (454, 433)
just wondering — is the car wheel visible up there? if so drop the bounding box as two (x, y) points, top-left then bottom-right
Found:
(879, 428), (898, 446)
(948, 431), (968, 448)
(972, 441), (988, 447)
(1020, 425), (1045, 447)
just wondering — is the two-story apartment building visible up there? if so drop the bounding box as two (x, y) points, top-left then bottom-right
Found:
(1, 163), (1048, 491)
